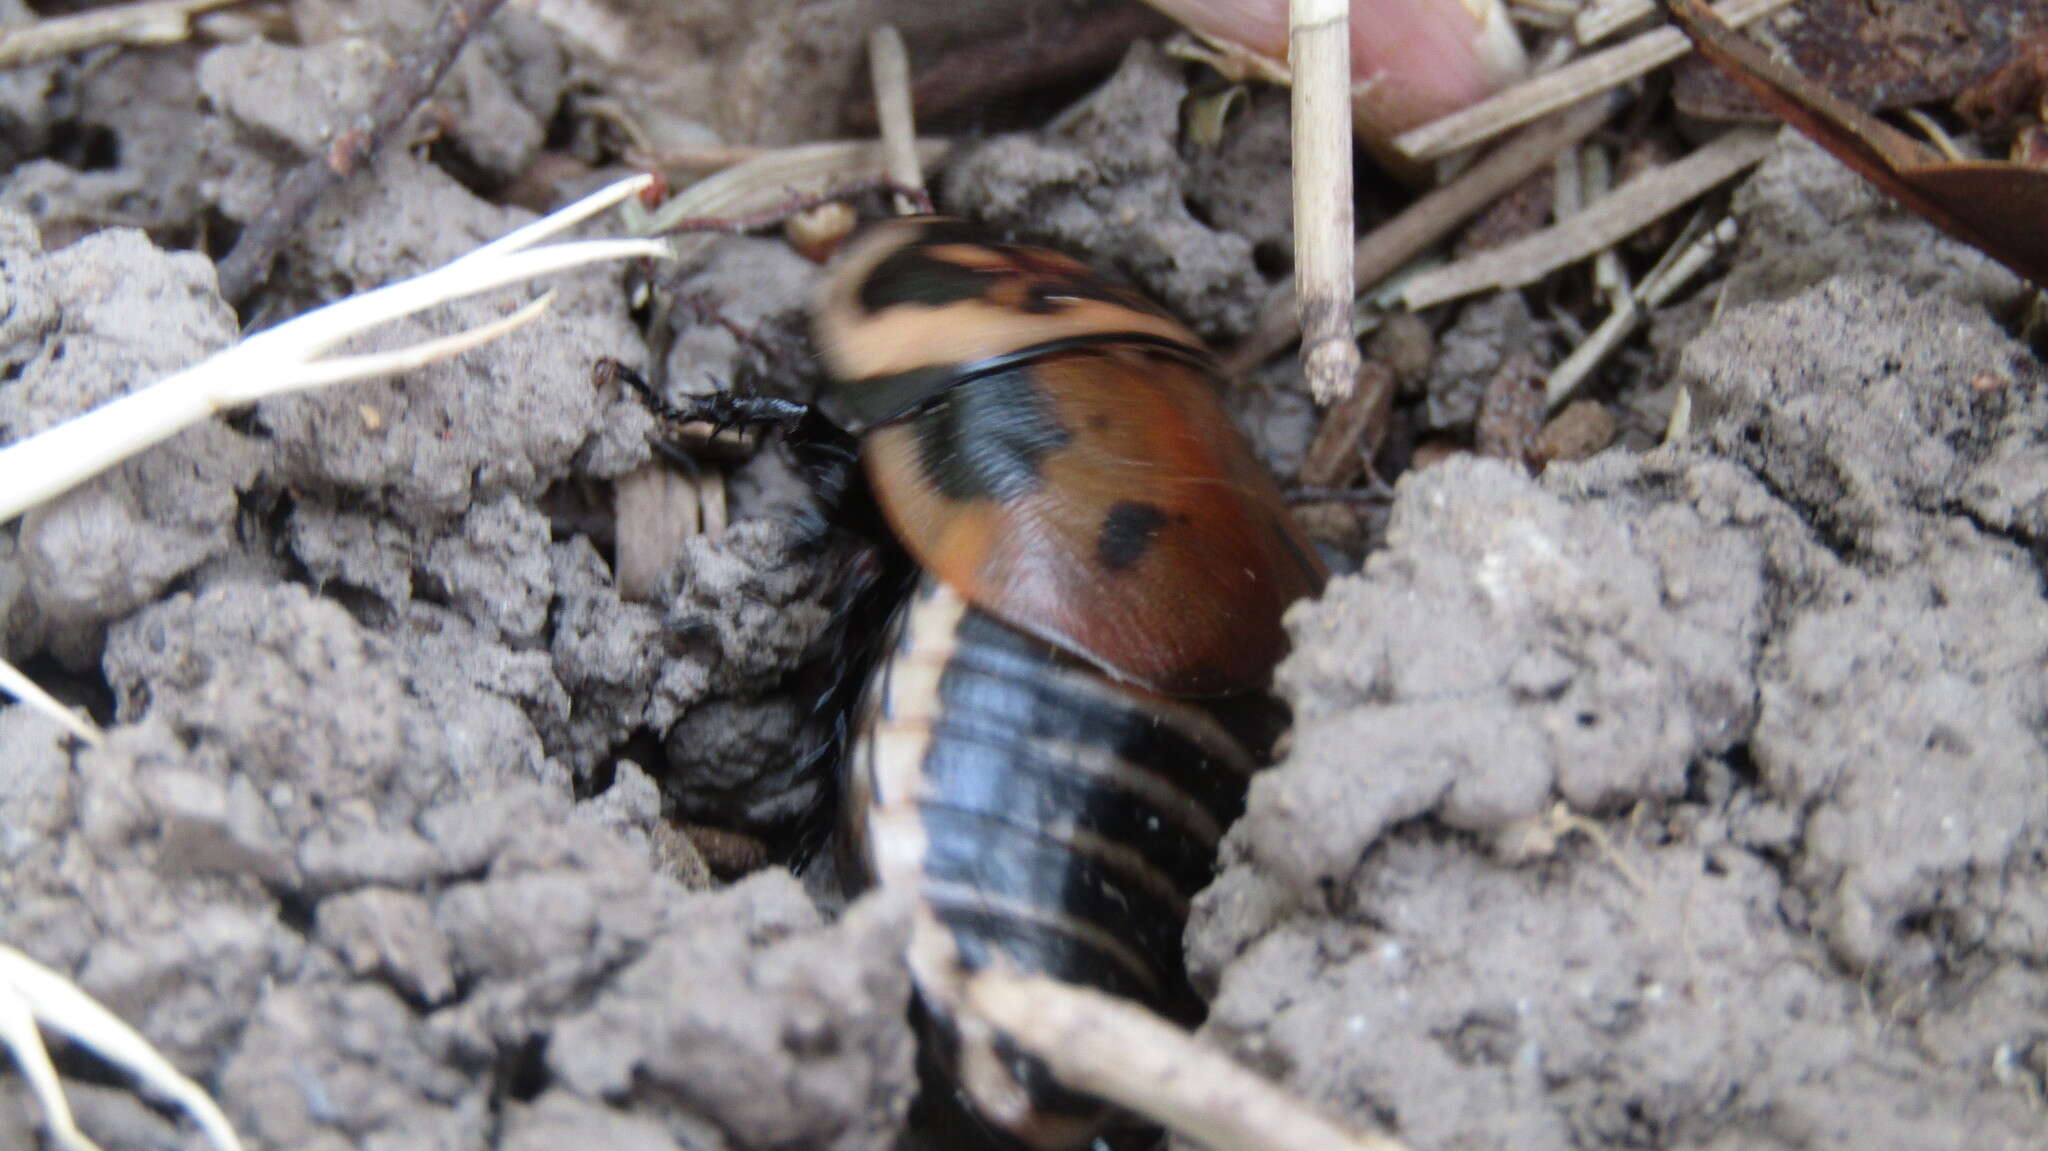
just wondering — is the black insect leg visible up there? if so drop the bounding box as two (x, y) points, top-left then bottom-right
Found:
(594, 357), (868, 552)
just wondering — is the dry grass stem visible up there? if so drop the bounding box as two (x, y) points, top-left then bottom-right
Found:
(1508, 0), (1576, 31)
(0, 0), (244, 69)
(963, 969), (1415, 1151)
(1291, 0), (1359, 403)
(1546, 215), (1737, 407)
(1580, 144), (1630, 301)
(1553, 143), (1584, 219)
(1228, 94), (1616, 374)
(625, 143), (769, 176)
(0, 175), (667, 728)
(0, 173), (665, 525)
(0, 662), (101, 746)
(1393, 0), (1797, 161)
(626, 140), (948, 243)
(1403, 128), (1771, 309)
(1665, 382), (1694, 442)
(1, 944), (245, 1151)
(1575, 0), (1657, 45)
(867, 26), (925, 214)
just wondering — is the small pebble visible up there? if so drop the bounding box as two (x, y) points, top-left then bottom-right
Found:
(1533, 400), (1618, 466)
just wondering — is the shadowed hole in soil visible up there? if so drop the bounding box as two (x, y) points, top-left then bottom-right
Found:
(424, 135), (504, 202)
(1251, 238), (1292, 279)
(46, 120), (119, 171)
(494, 1034), (551, 1104)
(275, 888), (318, 936)
(196, 205), (244, 261)
(578, 731), (665, 800)
(12, 652), (115, 728)
(1723, 744), (1762, 788)
(539, 477), (617, 559)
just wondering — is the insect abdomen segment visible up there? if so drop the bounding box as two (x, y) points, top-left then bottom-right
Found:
(846, 578), (1258, 1148)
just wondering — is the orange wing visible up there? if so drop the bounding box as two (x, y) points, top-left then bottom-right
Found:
(861, 345), (1327, 697)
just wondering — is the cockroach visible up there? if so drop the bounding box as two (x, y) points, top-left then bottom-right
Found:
(624, 217), (1326, 1149)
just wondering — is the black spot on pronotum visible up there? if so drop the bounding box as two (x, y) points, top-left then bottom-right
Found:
(1097, 501), (1168, 572)
(912, 366), (1072, 502)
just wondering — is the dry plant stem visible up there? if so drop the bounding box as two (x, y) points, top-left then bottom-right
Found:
(0, 174), (664, 797)
(867, 26), (925, 214)
(628, 140), (948, 238)
(658, 181), (931, 237)
(1298, 360), (1396, 488)
(1664, 382), (1694, 442)
(1508, 0), (1577, 32)
(1581, 145), (1629, 301)
(1292, 0), (1359, 403)
(626, 143), (767, 176)
(0, 662), (100, 745)
(1576, 0), (1657, 44)
(1545, 215), (1736, 406)
(1, 944), (245, 1151)
(1392, 0), (1796, 161)
(0, 173), (664, 525)
(1402, 128), (1772, 308)
(1227, 94), (1615, 374)
(963, 970), (1415, 1151)
(0, 0), (244, 69)
(213, 0), (509, 304)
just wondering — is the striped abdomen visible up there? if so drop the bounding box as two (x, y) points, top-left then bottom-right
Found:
(844, 578), (1259, 1148)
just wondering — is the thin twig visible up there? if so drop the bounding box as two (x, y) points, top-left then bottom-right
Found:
(656, 180), (931, 237)
(1576, 0), (1658, 45)
(868, 26), (926, 214)
(623, 143), (767, 176)
(963, 970), (1415, 1151)
(1, 944), (245, 1151)
(1298, 361), (1396, 490)
(1227, 94), (1616, 374)
(1402, 128), (1772, 309)
(1391, 0), (1797, 161)
(213, 0), (510, 304)
(1290, 0), (1358, 404)
(1546, 215), (1736, 407)
(0, 174), (664, 526)
(0, 0), (244, 69)
(624, 139), (949, 239)
(1581, 144), (1630, 302)
(0, 173), (665, 773)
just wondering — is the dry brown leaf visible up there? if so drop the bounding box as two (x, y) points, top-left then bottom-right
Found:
(1670, 0), (2048, 289)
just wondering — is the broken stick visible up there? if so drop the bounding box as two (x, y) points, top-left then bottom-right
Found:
(964, 969), (1414, 1151)
(1228, 94), (1616, 375)
(213, 0), (510, 304)
(1290, 0), (1359, 404)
